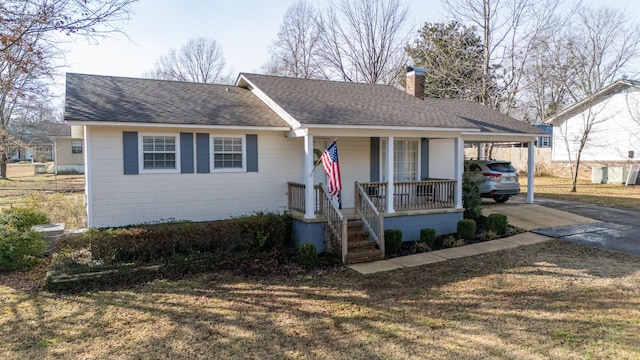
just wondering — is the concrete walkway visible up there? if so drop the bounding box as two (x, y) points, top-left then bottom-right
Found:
(349, 232), (550, 275)
(349, 199), (598, 275)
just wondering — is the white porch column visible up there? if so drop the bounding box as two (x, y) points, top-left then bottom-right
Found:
(455, 137), (464, 209)
(386, 136), (395, 213)
(527, 140), (535, 203)
(477, 143), (484, 160)
(304, 134), (315, 219)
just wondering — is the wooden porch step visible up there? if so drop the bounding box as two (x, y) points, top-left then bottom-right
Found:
(347, 220), (364, 231)
(348, 239), (378, 251)
(347, 248), (384, 264)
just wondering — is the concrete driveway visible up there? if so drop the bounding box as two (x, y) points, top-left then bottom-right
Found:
(483, 196), (640, 257)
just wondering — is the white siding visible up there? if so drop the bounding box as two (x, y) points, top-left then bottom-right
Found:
(553, 87), (640, 162)
(429, 139), (456, 179)
(334, 138), (370, 208)
(88, 126), (302, 227)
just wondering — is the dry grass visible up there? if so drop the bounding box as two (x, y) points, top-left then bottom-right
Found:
(1, 240), (639, 359)
(0, 175), (86, 228)
(522, 176), (640, 211)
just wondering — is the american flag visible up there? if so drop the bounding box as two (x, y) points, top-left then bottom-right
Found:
(320, 141), (342, 197)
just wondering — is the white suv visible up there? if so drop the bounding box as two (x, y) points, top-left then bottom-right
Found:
(464, 159), (520, 203)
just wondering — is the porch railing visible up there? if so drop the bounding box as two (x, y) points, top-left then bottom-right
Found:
(287, 182), (323, 214)
(359, 179), (456, 212)
(354, 182), (384, 257)
(319, 183), (348, 264)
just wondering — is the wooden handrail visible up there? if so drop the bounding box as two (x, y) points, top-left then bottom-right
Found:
(354, 182), (385, 257)
(319, 183), (348, 263)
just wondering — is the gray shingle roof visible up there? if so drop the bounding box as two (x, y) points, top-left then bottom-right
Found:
(427, 98), (546, 134)
(64, 73), (289, 128)
(64, 72), (544, 136)
(240, 73), (475, 129)
(240, 73), (544, 134)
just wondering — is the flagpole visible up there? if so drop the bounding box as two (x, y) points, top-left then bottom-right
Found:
(309, 138), (338, 177)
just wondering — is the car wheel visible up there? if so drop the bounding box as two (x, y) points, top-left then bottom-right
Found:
(494, 195), (509, 203)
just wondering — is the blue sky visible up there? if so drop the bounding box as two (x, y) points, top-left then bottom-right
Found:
(57, 0), (640, 85)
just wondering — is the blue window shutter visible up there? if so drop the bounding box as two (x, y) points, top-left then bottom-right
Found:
(421, 138), (429, 180)
(180, 132), (194, 173)
(370, 137), (379, 181)
(246, 134), (258, 172)
(123, 131), (138, 175)
(196, 133), (210, 173)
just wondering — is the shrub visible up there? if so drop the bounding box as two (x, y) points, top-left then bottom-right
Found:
(457, 219), (476, 240)
(235, 212), (288, 253)
(442, 235), (465, 248)
(487, 213), (509, 236)
(299, 243), (318, 268)
(1, 207), (49, 231)
(413, 241), (431, 253)
(478, 230), (499, 241)
(384, 229), (403, 254)
(463, 172), (483, 220)
(0, 228), (46, 271)
(419, 228), (437, 247)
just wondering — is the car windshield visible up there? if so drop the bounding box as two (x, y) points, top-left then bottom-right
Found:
(487, 162), (516, 173)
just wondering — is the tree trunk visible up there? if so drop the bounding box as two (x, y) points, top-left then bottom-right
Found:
(571, 156), (581, 193)
(0, 141), (7, 179)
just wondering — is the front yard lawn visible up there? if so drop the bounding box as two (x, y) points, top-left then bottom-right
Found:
(2, 240), (639, 359)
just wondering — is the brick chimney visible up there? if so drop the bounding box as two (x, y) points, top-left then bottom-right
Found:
(405, 66), (426, 99)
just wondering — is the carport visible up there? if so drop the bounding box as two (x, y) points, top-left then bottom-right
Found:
(462, 135), (538, 204)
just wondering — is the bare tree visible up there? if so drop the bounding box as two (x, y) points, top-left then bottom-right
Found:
(0, 31), (53, 177)
(0, 0), (136, 53)
(547, 6), (640, 192)
(442, 0), (567, 113)
(264, 0), (324, 79)
(317, 0), (411, 84)
(0, 0), (136, 178)
(146, 38), (231, 84)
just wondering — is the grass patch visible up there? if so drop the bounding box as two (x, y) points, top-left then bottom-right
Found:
(1, 240), (639, 359)
(522, 176), (640, 210)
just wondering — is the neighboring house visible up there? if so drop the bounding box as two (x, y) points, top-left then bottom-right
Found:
(8, 142), (53, 163)
(64, 68), (544, 263)
(545, 80), (640, 183)
(52, 124), (85, 174)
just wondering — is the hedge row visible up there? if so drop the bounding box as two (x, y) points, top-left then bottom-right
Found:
(53, 212), (291, 269)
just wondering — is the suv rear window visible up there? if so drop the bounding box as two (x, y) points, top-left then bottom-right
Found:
(487, 162), (516, 172)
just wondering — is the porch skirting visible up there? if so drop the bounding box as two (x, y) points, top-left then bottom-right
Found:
(290, 208), (464, 253)
(384, 209), (463, 242)
(291, 219), (327, 253)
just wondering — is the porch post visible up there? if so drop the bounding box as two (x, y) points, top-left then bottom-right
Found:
(526, 140), (534, 203)
(455, 137), (463, 209)
(477, 143), (484, 160)
(304, 134), (315, 219)
(386, 136), (395, 213)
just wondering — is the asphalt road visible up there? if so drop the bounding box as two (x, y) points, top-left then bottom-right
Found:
(529, 197), (640, 257)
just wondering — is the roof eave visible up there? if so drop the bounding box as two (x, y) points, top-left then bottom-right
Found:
(65, 119), (290, 131)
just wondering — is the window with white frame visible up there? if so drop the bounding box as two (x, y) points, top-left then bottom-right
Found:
(213, 136), (244, 170)
(381, 139), (419, 181)
(537, 136), (551, 148)
(71, 139), (83, 154)
(142, 135), (177, 170)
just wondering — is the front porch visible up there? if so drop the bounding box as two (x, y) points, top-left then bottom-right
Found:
(287, 180), (463, 264)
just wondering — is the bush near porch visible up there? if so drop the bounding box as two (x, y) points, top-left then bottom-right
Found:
(47, 212), (341, 291)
